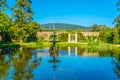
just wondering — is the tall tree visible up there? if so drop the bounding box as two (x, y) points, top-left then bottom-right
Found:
(0, 0), (8, 12)
(112, 0), (120, 44)
(12, 0), (33, 42)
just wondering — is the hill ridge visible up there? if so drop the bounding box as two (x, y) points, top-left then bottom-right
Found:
(41, 23), (89, 31)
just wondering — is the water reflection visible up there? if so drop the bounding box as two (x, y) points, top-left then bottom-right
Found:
(0, 47), (42, 80)
(59, 46), (113, 57)
(11, 47), (42, 80)
(68, 47), (78, 56)
(49, 42), (60, 71)
(0, 48), (17, 80)
(0, 46), (120, 80)
(112, 47), (120, 79)
(0, 54), (10, 80)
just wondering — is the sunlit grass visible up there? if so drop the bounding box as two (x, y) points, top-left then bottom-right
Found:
(0, 41), (120, 48)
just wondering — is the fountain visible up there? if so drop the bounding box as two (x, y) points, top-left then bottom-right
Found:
(48, 23), (60, 71)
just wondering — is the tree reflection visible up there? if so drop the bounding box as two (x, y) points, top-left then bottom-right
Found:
(48, 44), (60, 71)
(0, 48), (16, 80)
(77, 47), (85, 56)
(11, 47), (42, 80)
(112, 47), (120, 78)
(0, 53), (9, 80)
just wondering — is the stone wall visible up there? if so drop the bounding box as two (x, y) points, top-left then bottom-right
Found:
(37, 31), (99, 41)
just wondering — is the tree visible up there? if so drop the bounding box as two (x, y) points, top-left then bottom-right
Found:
(90, 24), (99, 32)
(113, 28), (120, 44)
(90, 24), (108, 32)
(0, 13), (12, 42)
(0, 0), (12, 42)
(0, 0), (8, 12)
(12, 0), (34, 43)
(77, 32), (84, 42)
(58, 33), (68, 42)
(98, 25), (108, 32)
(99, 28), (112, 43)
(112, 0), (120, 44)
(99, 31), (106, 42)
(24, 21), (41, 42)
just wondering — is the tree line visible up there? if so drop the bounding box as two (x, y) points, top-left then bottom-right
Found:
(0, 0), (41, 43)
(58, 22), (120, 44)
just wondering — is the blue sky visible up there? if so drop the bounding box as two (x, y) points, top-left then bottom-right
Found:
(7, 0), (118, 27)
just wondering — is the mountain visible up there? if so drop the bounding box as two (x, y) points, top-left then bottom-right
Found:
(41, 23), (90, 31)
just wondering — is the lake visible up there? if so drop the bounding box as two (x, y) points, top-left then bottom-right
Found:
(0, 46), (120, 80)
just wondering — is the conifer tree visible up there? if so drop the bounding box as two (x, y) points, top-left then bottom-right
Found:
(12, 0), (33, 42)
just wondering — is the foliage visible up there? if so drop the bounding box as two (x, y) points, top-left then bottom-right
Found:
(112, 0), (120, 44)
(0, 13), (12, 42)
(24, 21), (41, 42)
(0, 47), (42, 80)
(112, 47), (120, 78)
(86, 36), (98, 42)
(77, 32), (84, 41)
(0, 0), (11, 42)
(58, 33), (68, 42)
(0, 54), (10, 80)
(0, 0), (41, 43)
(12, 0), (34, 42)
(0, 0), (8, 12)
(99, 28), (113, 43)
(90, 24), (108, 32)
(113, 28), (120, 44)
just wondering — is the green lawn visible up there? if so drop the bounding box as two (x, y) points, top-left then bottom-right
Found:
(0, 41), (120, 48)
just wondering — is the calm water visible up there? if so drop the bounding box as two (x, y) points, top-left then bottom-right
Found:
(0, 47), (120, 80)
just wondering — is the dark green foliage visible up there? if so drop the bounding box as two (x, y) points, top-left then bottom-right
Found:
(90, 24), (108, 32)
(113, 28), (120, 44)
(99, 32), (106, 42)
(87, 36), (98, 42)
(23, 21), (41, 42)
(90, 24), (99, 32)
(0, 13), (12, 42)
(77, 32), (84, 41)
(99, 28), (113, 43)
(0, 0), (11, 42)
(58, 33), (68, 42)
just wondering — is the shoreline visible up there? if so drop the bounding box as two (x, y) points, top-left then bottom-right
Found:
(0, 42), (120, 48)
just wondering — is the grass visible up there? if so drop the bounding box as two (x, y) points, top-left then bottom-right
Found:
(0, 42), (51, 48)
(0, 41), (120, 48)
(0, 42), (20, 48)
(57, 42), (87, 47)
